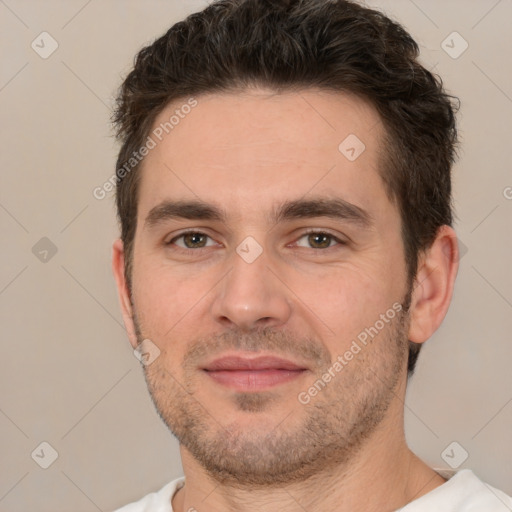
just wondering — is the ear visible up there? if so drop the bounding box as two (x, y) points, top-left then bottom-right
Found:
(408, 225), (459, 344)
(112, 239), (139, 349)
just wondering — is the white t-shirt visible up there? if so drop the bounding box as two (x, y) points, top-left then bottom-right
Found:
(113, 470), (512, 511)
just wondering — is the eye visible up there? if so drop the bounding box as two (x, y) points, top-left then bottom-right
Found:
(167, 231), (217, 249)
(295, 231), (345, 249)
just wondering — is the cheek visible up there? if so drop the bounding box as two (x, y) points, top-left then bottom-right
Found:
(288, 259), (405, 344)
(131, 261), (210, 343)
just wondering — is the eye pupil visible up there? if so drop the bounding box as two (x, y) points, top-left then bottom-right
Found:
(308, 233), (331, 248)
(184, 233), (207, 248)
(175, 232), (338, 250)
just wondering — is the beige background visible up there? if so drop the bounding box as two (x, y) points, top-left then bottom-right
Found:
(1, 0), (511, 510)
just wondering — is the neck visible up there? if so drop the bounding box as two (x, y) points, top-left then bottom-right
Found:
(172, 402), (445, 512)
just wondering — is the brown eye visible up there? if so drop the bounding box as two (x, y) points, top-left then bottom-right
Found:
(295, 231), (344, 249)
(182, 233), (208, 248)
(169, 231), (215, 249)
(307, 233), (332, 249)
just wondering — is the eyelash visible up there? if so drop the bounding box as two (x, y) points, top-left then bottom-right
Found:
(166, 229), (347, 252)
(298, 229), (347, 249)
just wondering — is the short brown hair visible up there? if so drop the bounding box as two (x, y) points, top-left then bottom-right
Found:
(113, 0), (459, 376)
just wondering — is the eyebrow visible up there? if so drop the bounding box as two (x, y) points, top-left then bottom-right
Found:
(144, 200), (224, 229)
(143, 197), (373, 230)
(272, 197), (373, 228)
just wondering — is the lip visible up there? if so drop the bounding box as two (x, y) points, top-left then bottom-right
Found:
(202, 355), (308, 391)
(203, 355), (306, 371)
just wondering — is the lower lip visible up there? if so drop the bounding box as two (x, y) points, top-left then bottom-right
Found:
(204, 369), (306, 391)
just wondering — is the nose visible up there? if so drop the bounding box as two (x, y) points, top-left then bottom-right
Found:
(210, 245), (292, 331)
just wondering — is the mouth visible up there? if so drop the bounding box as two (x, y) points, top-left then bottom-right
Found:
(202, 355), (308, 391)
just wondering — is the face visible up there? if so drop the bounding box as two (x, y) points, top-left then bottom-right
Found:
(125, 88), (413, 485)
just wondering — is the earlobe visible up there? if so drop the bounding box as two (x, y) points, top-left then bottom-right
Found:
(407, 225), (459, 344)
(112, 239), (139, 348)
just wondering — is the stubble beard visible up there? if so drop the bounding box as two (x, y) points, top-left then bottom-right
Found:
(135, 295), (410, 488)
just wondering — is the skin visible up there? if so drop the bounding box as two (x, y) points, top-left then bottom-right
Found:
(112, 87), (459, 512)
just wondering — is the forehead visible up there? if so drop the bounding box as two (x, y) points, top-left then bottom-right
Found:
(136, 88), (392, 224)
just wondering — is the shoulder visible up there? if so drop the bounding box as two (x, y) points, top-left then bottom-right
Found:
(400, 469), (512, 511)
(111, 477), (185, 512)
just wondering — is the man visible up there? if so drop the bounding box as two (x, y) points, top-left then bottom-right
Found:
(110, 0), (512, 510)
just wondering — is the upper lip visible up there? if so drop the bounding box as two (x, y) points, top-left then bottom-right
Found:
(202, 355), (307, 371)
